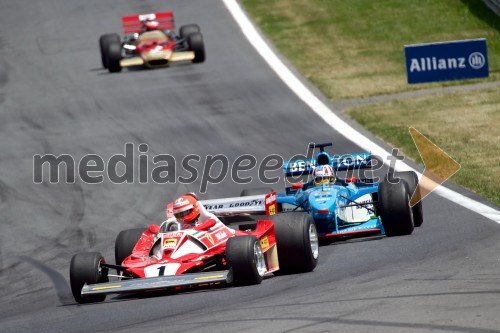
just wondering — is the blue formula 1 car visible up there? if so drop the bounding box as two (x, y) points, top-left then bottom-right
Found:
(241, 143), (423, 240)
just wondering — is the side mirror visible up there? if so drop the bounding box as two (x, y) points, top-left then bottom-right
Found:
(148, 224), (160, 234)
(194, 218), (216, 231)
(292, 183), (303, 189)
(345, 177), (357, 183)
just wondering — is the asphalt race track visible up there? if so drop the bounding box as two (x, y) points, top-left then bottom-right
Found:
(1, 0), (500, 332)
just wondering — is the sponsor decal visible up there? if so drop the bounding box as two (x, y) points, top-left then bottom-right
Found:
(229, 199), (263, 208)
(194, 275), (224, 280)
(139, 13), (156, 21)
(206, 233), (215, 245)
(405, 38), (489, 84)
(265, 193), (276, 205)
(214, 230), (227, 241)
(260, 236), (269, 250)
(163, 238), (177, 248)
(409, 57), (466, 72)
(164, 232), (183, 238)
(91, 285), (122, 291)
(204, 204), (223, 210)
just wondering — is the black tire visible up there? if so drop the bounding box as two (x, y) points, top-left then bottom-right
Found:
(378, 178), (414, 236)
(226, 235), (265, 286)
(187, 33), (205, 63)
(179, 24), (200, 39)
(70, 252), (108, 304)
(115, 228), (145, 265)
(271, 212), (319, 274)
(240, 187), (274, 197)
(99, 33), (120, 69)
(106, 42), (122, 73)
(394, 171), (423, 227)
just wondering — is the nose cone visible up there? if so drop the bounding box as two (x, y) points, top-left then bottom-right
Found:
(309, 188), (336, 212)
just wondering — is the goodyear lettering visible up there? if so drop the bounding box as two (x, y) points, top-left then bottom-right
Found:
(204, 204), (223, 210)
(229, 200), (262, 208)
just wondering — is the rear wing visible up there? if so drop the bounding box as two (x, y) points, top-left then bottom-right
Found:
(121, 12), (175, 34)
(200, 192), (277, 217)
(284, 152), (372, 177)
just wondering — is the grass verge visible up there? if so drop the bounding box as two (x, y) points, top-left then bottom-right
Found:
(242, 0), (500, 206)
(242, 0), (500, 99)
(347, 89), (500, 206)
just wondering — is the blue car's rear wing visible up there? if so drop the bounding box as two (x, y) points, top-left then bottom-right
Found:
(284, 152), (372, 177)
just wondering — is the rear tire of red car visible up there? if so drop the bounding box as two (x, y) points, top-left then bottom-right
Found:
(271, 212), (319, 274)
(179, 24), (200, 40)
(115, 228), (145, 265)
(106, 42), (122, 73)
(394, 171), (423, 227)
(378, 177), (414, 236)
(187, 33), (205, 63)
(70, 252), (108, 304)
(99, 33), (120, 69)
(226, 235), (265, 286)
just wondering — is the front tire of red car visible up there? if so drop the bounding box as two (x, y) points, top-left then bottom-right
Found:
(69, 252), (108, 304)
(226, 235), (266, 286)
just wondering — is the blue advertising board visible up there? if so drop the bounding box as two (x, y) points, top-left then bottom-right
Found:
(405, 38), (488, 84)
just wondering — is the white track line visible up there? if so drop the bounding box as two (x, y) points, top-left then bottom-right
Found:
(222, 0), (500, 223)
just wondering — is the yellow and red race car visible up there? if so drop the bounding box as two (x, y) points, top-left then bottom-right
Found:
(99, 11), (205, 73)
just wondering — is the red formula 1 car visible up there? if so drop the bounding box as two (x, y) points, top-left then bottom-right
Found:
(99, 11), (205, 73)
(69, 193), (318, 303)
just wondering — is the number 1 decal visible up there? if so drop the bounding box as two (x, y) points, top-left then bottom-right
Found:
(157, 266), (166, 276)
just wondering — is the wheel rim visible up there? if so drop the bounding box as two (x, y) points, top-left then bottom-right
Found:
(309, 223), (319, 259)
(254, 242), (266, 277)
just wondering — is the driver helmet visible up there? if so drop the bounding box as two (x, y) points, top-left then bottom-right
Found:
(172, 195), (200, 223)
(313, 165), (336, 186)
(142, 19), (160, 32)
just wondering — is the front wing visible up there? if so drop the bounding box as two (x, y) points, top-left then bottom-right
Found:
(120, 51), (196, 68)
(81, 270), (232, 297)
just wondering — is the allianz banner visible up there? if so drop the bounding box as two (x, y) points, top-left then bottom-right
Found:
(405, 38), (488, 84)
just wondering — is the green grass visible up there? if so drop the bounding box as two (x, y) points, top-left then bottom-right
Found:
(243, 0), (500, 99)
(242, 0), (500, 206)
(347, 89), (500, 205)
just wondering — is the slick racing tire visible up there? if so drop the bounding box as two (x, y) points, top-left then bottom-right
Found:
(378, 177), (414, 236)
(271, 212), (319, 274)
(106, 42), (122, 73)
(115, 228), (145, 265)
(187, 33), (205, 63)
(240, 187), (274, 197)
(226, 235), (266, 286)
(394, 171), (423, 227)
(70, 252), (108, 304)
(99, 33), (120, 69)
(179, 24), (201, 40)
